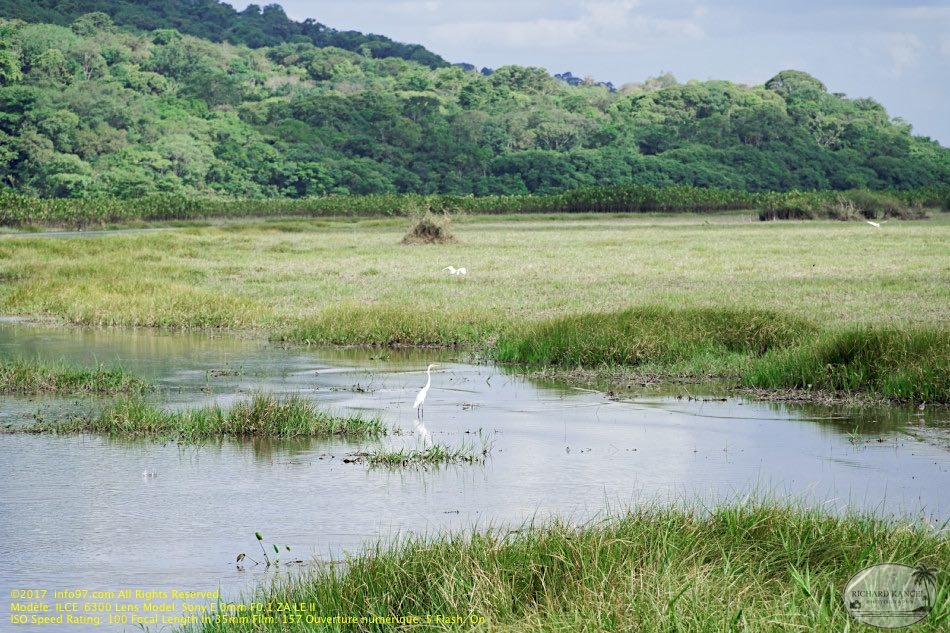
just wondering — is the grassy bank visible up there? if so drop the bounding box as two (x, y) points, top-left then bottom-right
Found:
(494, 307), (813, 369)
(494, 311), (949, 403)
(27, 394), (386, 441)
(744, 327), (950, 403)
(2, 214), (947, 401)
(0, 357), (149, 395)
(191, 503), (948, 632)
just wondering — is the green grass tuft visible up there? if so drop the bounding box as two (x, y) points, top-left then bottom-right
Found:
(191, 502), (949, 632)
(494, 306), (814, 368)
(744, 326), (950, 403)
(27, 393), (386, 440)
(0, 358), (149, 395)
(355, 442), (490, 467)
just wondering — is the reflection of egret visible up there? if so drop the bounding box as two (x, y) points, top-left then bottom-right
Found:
(142, 469), (157, 479)
(413, 363), (438, 418)
(443, 266), (467, 277)
(413, 418), (432, 449)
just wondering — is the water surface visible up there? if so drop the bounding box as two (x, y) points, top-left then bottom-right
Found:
(0, 322), (946, 632)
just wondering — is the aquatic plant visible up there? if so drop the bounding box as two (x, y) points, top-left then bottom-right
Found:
(27, 393), (387, 440)
(0, 358), (149, 395)
(349, 433), (492, 468)
(235, 532), (299, 571)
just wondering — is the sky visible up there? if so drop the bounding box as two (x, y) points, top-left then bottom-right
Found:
(231, 0), (950, 145)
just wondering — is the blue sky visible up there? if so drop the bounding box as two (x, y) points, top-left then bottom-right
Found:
(232, 1), (950, 145)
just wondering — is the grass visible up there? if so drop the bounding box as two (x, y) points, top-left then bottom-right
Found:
(191, 501), (949, 632)
(26, 393), (386, 441)
(744, 326), (950, 403)
(494, 306), (814, 368)
(0, 357), (149, 395)
(2, 213), (947, 400)
(352, 440), (491, 467)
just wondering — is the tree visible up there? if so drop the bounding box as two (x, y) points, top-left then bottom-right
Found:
(70, 12), (114, 37)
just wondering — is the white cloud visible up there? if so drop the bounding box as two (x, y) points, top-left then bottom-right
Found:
(883, 32), (921, 75)
(428, 0), (703, 56)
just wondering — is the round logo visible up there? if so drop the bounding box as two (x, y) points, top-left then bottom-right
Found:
(843, 562), (938, 629)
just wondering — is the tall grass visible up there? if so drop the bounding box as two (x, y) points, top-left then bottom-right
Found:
(494, 307), (814, 368)
(2, 185), (944, 229)
(192, 502), (949, 632)
(0, 358), (149, 395)
(29, 393), (386, 440)
(744, 327), (950, 402)
(493, 309), (949, 402)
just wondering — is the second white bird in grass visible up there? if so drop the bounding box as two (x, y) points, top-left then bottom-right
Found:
(413, 363), (439, 417)
(443, 266), (467, 276)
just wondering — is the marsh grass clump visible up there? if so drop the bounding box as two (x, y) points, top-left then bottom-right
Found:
(354, 440), (490, 468)
(0, 358), (149, 395)
(31, 393), (386, 440)
(192, 502), (949, 633)
(402, 212), (457, 245)
(494, 306), (814, 369)
(744, 327), (950, 403)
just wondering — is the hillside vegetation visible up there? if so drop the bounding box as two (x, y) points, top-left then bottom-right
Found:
(0, 4), (947, 199)
(0, 0), (447, 66)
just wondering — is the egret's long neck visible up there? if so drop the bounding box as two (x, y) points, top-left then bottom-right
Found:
(425, 367), (432, 389)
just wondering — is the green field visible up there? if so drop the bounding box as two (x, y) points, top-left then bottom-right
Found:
(1, 213), (947, 401)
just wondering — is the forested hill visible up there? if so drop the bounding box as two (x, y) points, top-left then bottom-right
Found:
(0, 10), (947, 198)
(0, 0), (447, 67)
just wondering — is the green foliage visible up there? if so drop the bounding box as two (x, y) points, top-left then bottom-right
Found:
(0, 11), (945, 199)
(0, 0), (447, 67)
(2, 186), (943, 229)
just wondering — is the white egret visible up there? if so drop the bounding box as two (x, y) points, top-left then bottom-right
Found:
(443, 266), (467, 276)
(413, 363), (438, 417)
(866, 220), (881, 228)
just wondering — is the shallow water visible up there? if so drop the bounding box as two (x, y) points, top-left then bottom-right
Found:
(0, 321), (947, 632)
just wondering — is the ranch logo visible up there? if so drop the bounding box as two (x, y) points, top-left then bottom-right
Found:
(843, 562), (938, 629)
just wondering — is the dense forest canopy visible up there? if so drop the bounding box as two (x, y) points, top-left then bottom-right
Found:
(0, 3), (947, 198)
(0, 0), (448, 67)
